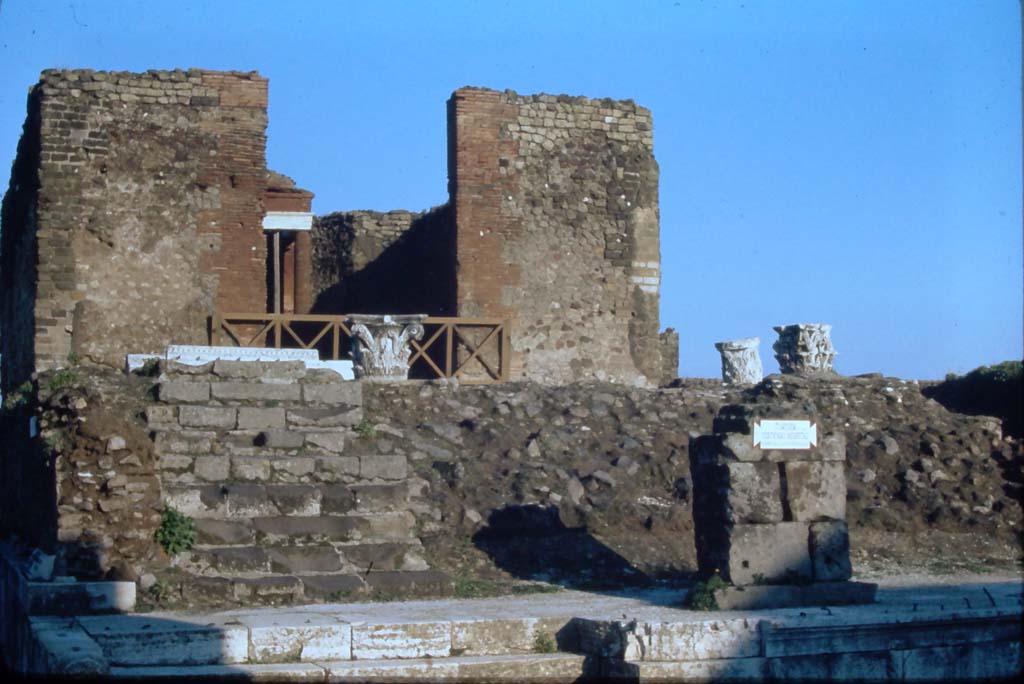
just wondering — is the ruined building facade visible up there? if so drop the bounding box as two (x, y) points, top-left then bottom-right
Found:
(1, 69), (677, 391)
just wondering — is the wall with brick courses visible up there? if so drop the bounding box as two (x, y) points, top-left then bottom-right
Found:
(310, 206), (455, 316)
(449, 87), (665, 385)
(0, 68), (268, 385)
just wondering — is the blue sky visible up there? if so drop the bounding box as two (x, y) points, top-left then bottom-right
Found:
(1, 1), (1020, 379)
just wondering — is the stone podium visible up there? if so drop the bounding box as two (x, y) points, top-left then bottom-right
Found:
(689, 402), (875, 609)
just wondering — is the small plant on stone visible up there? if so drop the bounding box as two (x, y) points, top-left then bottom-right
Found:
(154, 507), (197, 556)
(45, 369), (78, 392)
(2, 381), (34, 410)
(264, 399), (280, 408)
(533, 630), (557, 654)
(687, 570), (729, 611)
(66, 352), (80, 367)
(139, 358), (160, 377)
(148, 579), (173, 604)
(354, 419), (377, 439)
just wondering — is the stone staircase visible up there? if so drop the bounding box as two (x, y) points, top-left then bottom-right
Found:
(149, 360), (446, 604)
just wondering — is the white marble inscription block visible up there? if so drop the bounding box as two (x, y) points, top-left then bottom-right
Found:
(753, 420), (818, 450)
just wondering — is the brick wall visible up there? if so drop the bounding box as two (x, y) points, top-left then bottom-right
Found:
(449, 87), (666, 385)
(0, 68), (268, 386)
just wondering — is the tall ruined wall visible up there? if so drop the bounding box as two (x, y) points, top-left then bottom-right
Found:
(0, 68), (268, 386)
(449, 87), (663, 386)
(310, 206), (454, 316)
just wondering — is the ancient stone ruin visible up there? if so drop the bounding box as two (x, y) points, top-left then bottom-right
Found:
(714, 337), (763, 385)
(0, 69), (678, 397)
(772, 323), (837, 374)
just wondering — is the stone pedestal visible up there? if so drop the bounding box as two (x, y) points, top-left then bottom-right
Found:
(347, 315), (426, 381)
(772, 324), (837, 374)
(714, 337), (762, 386)
(690, 403), (870, 607)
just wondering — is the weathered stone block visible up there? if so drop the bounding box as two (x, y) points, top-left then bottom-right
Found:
(315, 456), (361, 480)
(360, 454), (408, 481)
(784, 461), (846, 521)
(224, 484), (278, 518)
(158, 382), (210, 403)
(237, 407), (286, 429)
(271, 457), (316, 478)
(299, 574), (365, 599)
(320, 485), (356, 514)
(230, 457), (271, 481)
(213, 360), (305, 380)
(211, 382), (300, 402)
(305, 432), (346, 453)
(268, 546), (343, 574)
(724, 462), (783, 523)
(195, 519), (254, 546)
(809, 520), (852, 581)
(196, 547), (271, 574)
(161, 486), (226, 518)
(302, 382), (362, 405)
(287, 407), (362, 428)
(153, 431), (215, 455)
(258, 430), (305, 449)
(245, 614), (351, 663)
(193, 456), (230, 482)
(265, 484), (322, 516)
(725, 523), (811, 585)
(178, 406), (237, 429)
(349, 620), (450, 660)
(352, 483), (409, 512)
(254, 517), (357, 544)
(145, 405), (177, 428)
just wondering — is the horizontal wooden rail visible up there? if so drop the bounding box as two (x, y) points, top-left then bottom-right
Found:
(211, 313), (510, 384)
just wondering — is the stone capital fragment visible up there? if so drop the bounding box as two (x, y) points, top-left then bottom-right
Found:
(714, 337), (763, 385)
(772, 323), (837, 374)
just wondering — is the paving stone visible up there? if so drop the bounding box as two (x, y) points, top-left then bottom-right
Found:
(158, 381), (210, 403)
(725, 522), (811, 585)
(360, 454), (408, 480)
(212, 382), (301, 402)
(810, 520), (852, 581)
(269, 546), (344, 574)
(109, 663), (326, 681)
(237, 407), (287, 429)
(784, 461), (846, 521)
(287, 407), (362, 428)
(178, 406), (237, 429)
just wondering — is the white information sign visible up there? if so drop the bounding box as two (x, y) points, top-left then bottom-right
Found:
(753, 420), (817, 450)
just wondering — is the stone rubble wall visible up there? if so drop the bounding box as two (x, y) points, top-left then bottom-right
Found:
(0, 68), (269, 390)
(449, 88), (668, 386)
(310, 205), (455, 317)
(151, 360), (427, 602)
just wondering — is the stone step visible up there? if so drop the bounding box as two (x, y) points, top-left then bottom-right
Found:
(108, 654), (592, 682)
(194, 513), (416, 546)
(173, 570), (454, 606)
(162, 484), (410, 519)
(182, 540), (425, 577)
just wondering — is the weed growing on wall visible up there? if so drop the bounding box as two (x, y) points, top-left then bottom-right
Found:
(687, 570), (729, 611)
(154, 507), (197, 555)
(533, 631), (557, 653)
(2, 381), (34, 410)
(354, 419), (377, 439)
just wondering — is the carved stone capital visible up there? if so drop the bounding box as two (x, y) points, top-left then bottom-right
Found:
(772, 324), (837, 374)
(347, 314), (427, 381)
(714, 337), (763, 385)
